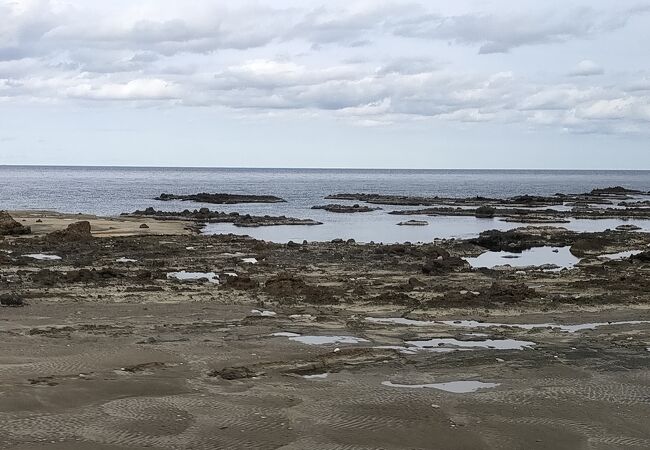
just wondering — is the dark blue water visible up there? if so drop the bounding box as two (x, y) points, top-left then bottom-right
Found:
(1, 166), (648, 242)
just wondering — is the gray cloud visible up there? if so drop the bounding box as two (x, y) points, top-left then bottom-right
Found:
(0, 0), (648, 136)
(389, 6), (647, 54)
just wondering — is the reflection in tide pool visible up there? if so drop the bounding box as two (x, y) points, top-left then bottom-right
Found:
(204, 215), (650, 244)
(465, 246), (579, 269)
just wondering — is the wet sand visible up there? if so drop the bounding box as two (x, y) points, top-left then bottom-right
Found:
(9, 211), (195, 237)
(0, 212), (649, 449)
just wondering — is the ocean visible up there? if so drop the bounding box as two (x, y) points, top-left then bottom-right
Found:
(1, 166), (649, 243)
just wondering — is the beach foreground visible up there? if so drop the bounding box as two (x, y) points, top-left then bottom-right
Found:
(1, 211), (649, 449)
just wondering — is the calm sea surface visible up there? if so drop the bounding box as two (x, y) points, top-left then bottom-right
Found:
(1, 166), (648, 243)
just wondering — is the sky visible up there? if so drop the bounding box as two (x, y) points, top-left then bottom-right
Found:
(1, 0), (649, 169)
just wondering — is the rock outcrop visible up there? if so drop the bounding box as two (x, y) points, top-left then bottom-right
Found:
(0, 211), (31, 236)
(156, 193), (285, 204)
(45, 221), (93, 242)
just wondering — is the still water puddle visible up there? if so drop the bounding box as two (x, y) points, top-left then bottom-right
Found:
(23, 253), (62, 261)
(271, 332), (301, 337)
(383, 380), (499, 393)
(405, 338), (535, 351)
(166, 271), (219, 283)
(439, 319), (650, 333)
(116, 257), (137, 263)
(465, 246), (578, 269)
(303, 373), (329, 379)
(598, 250), (643, 260)
(251, 309), (277, 317)
(271, 332), (368, 345)
(367, 317), (650, 333)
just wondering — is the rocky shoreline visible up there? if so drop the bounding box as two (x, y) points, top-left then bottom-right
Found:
(311, 203), (381, 213)
(1, 202), (649, 448)
(123, 207), (322, 228)
(324, 187), (650, 223)
(155, 192), (286, 204)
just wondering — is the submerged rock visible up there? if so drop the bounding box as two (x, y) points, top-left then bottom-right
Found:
(397, 220), (429, 226)
(312, 204), (380, 213)
(616, 224), (642, 231)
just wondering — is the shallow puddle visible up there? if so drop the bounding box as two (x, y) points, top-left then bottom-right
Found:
(272, 332), (368, 345)
(367, 317), (437, 326)
(382, 380), (499, 393)
(23, 253), (62, 261)
(251, 309), (277, 317)
(303, 373), (329, 379)
(598, 250), (643, 260)
(271, 332), (301, 337)
(405, 338), (535, 351)
(465, 246), (578, 269)
(116, 257), (137, 263)
(166, 271), (219, 283)
(439, 319), (650, 333)
(291, 335), (369, 345)
(368, 317), (650, 333)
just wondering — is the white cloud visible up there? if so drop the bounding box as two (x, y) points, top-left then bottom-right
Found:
(569, 60), (604, 77)
(0, 0), (649, 135)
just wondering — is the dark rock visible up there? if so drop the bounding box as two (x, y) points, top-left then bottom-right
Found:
(303, 285), (338, 304)
(264, 274), (307, 297)
(397, 220), (429, 226)
(590, 186), (641, 195)
(312, 204), (380, 213)
(126, 208), (321, 228)
(65, 268), (124, 283)
(210, 366), (257, 380)
(471, 227), (572, 252)
(139, 223), (150, 229)
(0, 211), (31, 236)
(224, 274), (258, 290)
(46, 221), (92, 242)
(475, 205), (496, 218)
(156, 192), (285, 204)
(616, 224), (642, 231)
(422, 256), (468, 275)
(631, 251), (650, 263)
(407, 277), (426, 288)
(486, 282), (537, 303)
(0, 293), (25, 307)
(570, 237), (611, 257)
(31, 269), (62, 286)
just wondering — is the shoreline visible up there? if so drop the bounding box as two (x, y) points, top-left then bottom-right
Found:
(1, 208), (649, 448)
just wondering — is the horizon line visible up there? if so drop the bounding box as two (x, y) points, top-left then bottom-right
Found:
(1, 164), (649, 172)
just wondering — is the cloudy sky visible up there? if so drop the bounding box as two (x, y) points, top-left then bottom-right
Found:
(1, 0), (649, 168)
